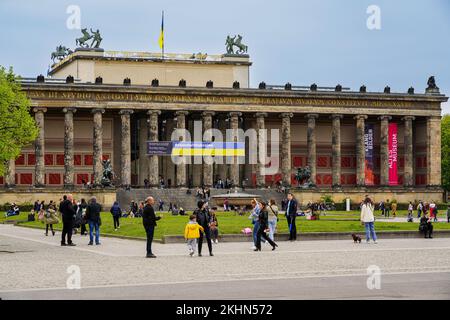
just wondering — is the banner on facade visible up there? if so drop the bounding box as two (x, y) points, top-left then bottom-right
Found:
(147, 141), (245, 157)
(388, 122), (399, 185)
(147, 141), (174, 156)
(364, 123), (375, 185)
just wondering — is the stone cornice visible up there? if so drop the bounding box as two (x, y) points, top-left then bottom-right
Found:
(22, 83), (446, 117)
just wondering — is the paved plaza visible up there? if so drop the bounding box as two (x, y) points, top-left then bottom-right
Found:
(0, 224), (449, 300)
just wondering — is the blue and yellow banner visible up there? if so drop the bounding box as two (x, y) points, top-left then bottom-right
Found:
(172, 142), (245, 157)
(147, 141), (245, 157)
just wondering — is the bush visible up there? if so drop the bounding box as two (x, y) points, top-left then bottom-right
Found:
(1, 202), (33, 212)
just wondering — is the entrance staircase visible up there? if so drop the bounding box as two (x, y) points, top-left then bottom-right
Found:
(116, 188), (286, 211)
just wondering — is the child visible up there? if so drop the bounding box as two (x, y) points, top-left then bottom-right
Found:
(184, 215), (204, 256)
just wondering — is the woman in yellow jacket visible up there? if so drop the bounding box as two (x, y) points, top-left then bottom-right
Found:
(184, 215), (204, 257)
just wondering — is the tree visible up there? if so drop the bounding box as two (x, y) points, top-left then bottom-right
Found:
(442, 114), (450, 191)
(0, 66), (38, 176)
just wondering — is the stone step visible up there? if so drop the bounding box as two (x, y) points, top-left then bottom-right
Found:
(116, 188), (286, 211)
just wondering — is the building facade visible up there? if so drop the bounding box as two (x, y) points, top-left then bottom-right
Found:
(1, 50), (447, 203)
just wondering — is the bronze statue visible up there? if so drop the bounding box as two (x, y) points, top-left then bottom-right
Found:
(427, 76), (439, 90)
(295, 166), (313, 188)
(76, 28), (93, 48)
(225, 35), (248, 55)
(90, 29), (102, 48)
(51, 45), (73, 63)
(101, 159), (114, 187)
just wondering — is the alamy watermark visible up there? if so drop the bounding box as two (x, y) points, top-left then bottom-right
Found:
(366, 265), (381, 290)
(66, 5), (81, 30)
(66, 265), (81, 289)
(367, 5), (381, 30)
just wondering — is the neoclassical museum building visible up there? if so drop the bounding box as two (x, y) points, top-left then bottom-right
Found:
(0, 48), (447, 204)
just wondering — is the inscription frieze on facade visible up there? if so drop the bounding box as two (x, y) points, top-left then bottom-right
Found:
(26, 89), (436, 109)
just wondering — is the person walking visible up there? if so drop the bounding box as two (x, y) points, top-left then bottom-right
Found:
(110, 201), (122, 231)
(78, 199), (88, 236)
(44, 201), (59, 236)
(407, 201), (414, 222)
(60, 194), (76, 246)
(267, 199), (279, 241)
(446, 205), (450, 223)
(391, 200), (397, 218)
(209, 208), (219, 244)
(285, 193), (298, 241)
(250, 199), (261, 249)
(85, 197), (102, 245)
(384, 199), (391, 218)
(417, 201), (423, 219)
(194, 200), (213, 257)
(254, 201), (278, 251)
(142, 196), (162, 258)
(360, 196), (377, 244)
(184, 215), (204, 257)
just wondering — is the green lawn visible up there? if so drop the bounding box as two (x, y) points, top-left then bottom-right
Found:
(2, 210), (450, 240)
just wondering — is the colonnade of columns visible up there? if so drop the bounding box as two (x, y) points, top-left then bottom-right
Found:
(3, 109), (442, 190)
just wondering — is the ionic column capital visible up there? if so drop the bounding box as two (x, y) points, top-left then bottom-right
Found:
(62, 107), (77, 114)
(378, 115), (392, 121)
(91, 108), (105, 114)
(33, 107), (47, 113)
(119, 109), (134, 116)
(202, 111), (216, 117)
(330, 114), (344, 120)
(279, 112), (293, 119)
(229, 112), (242, 118)
(147, 110), (161, 116)
(354, 114), (368, 120)
(254, 112), (268, 118)
(305, 113), (319, 120)
(401, 116), (416, 121)
(175, 111), (189, 117)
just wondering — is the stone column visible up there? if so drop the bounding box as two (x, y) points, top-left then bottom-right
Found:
(402, 116), (415, 187)
(148, 110), (161, 188)
(202, 111), (215, 187)
(217, 115), (229, 181)
(427, 116), (442, 188)
(379, 116), (391, 187)
(5, 159), (15, 188)
(354, 115), (367, 187)
(280, 113), (293, 187)
(255, 112), (268, 188)
(306, 114), (319, 186)
(92, 108), (105, 187)
(229, 112), (242, 187)
(331, 114), (343, 189)
(138, 118), (149, 186)
(33, 107), (47, 187)
(63, 108), (76, 189)
(175, 111), (189, 187)
(120, 109), (134, 187)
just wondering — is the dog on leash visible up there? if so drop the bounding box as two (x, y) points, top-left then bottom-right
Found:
(351, 234), (362, 243)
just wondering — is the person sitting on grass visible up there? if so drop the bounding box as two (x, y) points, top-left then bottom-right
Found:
(184, 215), (204, 257)
(5, 203), (20, 217)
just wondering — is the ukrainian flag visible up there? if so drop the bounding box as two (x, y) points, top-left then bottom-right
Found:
(158, 11), (164, 50)
(171, 142), (245, 157)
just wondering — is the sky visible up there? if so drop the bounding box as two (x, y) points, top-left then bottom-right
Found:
(1, 0), (449, 114)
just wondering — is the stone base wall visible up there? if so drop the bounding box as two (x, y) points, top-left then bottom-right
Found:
(0, 189), (117, 209)
(292, 188), (445, 205)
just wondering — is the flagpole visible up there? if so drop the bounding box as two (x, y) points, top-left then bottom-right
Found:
(161, 10), (164, 60)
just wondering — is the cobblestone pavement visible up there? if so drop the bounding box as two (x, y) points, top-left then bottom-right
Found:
(1, 224), (450, 299)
